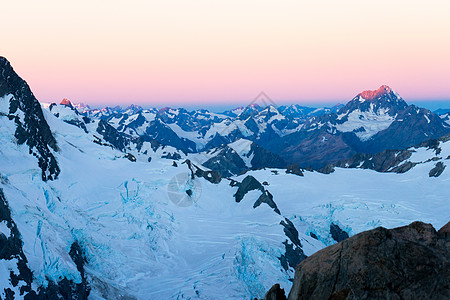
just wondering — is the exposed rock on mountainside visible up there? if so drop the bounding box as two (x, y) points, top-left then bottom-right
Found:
(203, 141), (286, 177)
(96, 119), (131, 151)
(359, 85), (394, 100)
(329, 223), (349, 242)
(234, 175), (264, 203)
(203, 145), (248, 177)
(335, 134), (450, 176)
(285, 164), (304, 176)
(48, 81), (450, 173)
(429, 161), (446, 177)
(254, 190), (280, 214)
(263, 284), (287, 300)
(73, 95), (344, 165)
(335, 148), (414, 172)
(185, 159), (222, 184)
(281, 221), (450, 300)
(0, 188), (34, 297)
(0, 189), (90, 299)
(233, 175), (282, 216)
(0, 57), (60, 181)
(267, 85), (450, 169)
(279, 219), (306, 271)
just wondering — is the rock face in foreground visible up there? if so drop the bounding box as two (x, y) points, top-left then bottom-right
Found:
(0, 57), (60, 181)
(286, 221), (450, 300)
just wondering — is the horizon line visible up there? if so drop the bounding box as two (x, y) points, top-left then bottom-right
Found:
(38, 98), (450, 112)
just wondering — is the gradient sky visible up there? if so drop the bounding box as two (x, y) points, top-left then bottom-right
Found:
(2, 0), (450, 107)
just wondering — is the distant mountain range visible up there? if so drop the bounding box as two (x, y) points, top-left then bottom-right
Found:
(265, 85), (450, 168)
(43, 84), (450, 175)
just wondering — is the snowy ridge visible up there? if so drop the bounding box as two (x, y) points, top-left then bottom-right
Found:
(57, 101), (341, 156)
(227, 139), (254, 167)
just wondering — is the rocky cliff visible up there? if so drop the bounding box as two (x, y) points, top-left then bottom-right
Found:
(263, 221), (450, 300)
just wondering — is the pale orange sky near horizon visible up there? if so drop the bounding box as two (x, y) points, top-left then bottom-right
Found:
(2, 0), (450, 106)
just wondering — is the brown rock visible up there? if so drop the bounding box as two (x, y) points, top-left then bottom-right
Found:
(264, 284), (287, 300)
(438, 221), (450, 237)
(288, 221), (450, 300)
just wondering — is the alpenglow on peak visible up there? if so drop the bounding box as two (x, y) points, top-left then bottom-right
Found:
(359, 85), (394, 100)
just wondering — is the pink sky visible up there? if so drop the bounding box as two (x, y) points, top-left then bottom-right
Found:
(3, 1), (450, 106)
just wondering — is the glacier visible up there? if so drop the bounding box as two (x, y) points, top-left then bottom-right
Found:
(0, 98), (449, 299)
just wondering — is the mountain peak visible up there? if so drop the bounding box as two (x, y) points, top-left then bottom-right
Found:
(359, 85), (393, 100)
(0, 56), (12, 69)
(0, 56), (9, 64)
(60, 98), (73, 106)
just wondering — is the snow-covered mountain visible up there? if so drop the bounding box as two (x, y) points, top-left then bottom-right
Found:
(194, 139), (287, 177)
(1, 57), (449, 299)
(334, 134), (450, 175)
(60, 85), (450, 172)
(436, 109), (450, 126)
(266, 85), (450, 168)
(71, 101), (341, 155)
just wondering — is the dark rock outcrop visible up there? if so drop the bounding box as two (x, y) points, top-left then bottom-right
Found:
(279, 240), (307, 272)
(203, 142), (286, 177)
(279, 218), (307, 271)
(185, 159), (222, 184)
(438, 221), (450, 236)
(233, 175), (283, 214)
(263, 284), (287, 300)
(254, 190), (281, 214)
(285, 164), (303, 176)
(96, 119), (130, 151)
(318, 164), (334, 174)
(203, 146), (247, 177)
(0, 57), (60, 181)
(0, 188), (34, 296)
(144, 119), (197, 153)
(334, 134), (450, 175)
(429, 161), (446, 177)
(330, 223), (349, 242)
(280, 218), (301, 248)
(161, 152), (182, 160)
(0, 188), (90, 299)
(287, 221), (450, 300)
(335, 149), (413, 172)
(234, 175), (264, 202)
(124, 153), (137, 162)
(249, 142), (287, 170)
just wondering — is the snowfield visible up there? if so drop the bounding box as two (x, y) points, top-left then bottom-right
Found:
(335, 107), (396, 141)
(0, 105), (449, 299)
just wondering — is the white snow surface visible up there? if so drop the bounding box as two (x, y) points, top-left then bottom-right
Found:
(0, 221), (10, 237)
(167, 123), (205, 148)
(0, 94), (13, 114)
(0, 109), (449, 299)
(335, 107), (395, 141)
(228, 139), (254, 167)
(205, 119), (254, 140)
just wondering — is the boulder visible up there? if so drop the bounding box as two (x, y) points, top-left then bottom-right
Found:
(287, 221), (450, 300)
